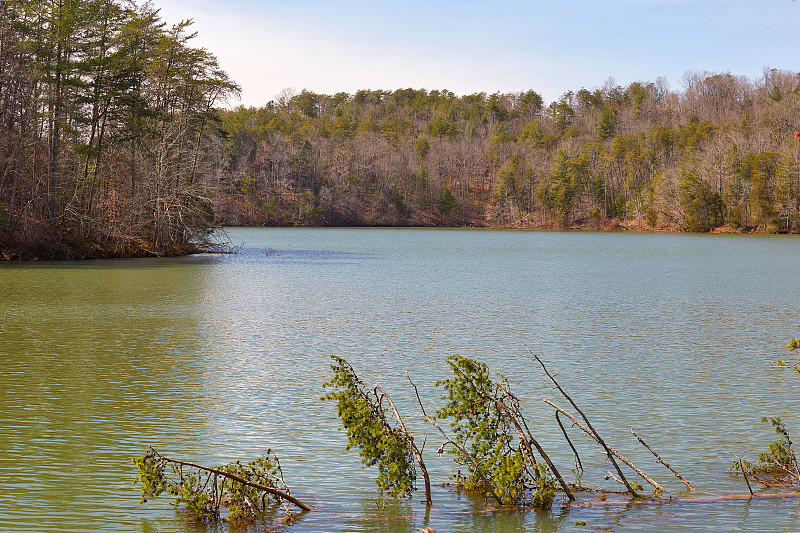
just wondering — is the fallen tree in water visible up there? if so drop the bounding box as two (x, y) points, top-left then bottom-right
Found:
(323, 352), (697, 510)
(424, 354), (572, 507)
(322, 355), (432, 505)
(132, 447), (311, 525)
(136, 348), (796, 524)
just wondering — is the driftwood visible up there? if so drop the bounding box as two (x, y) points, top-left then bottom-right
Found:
(630, 428), (695, 491)
(544, 400), (666, 493)
(527, 347), (641, 496)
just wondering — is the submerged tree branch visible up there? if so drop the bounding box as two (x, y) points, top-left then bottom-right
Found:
(491, 389), (575, 501)
(556, 411), (583, 473)
(630, 428), (695, 491)
(543, 399), (666, 494)
(373, 383), (432, 506)
(153, 454), (313, 511)
(407, 372), (505, 506)
(527, 346), (641, 496)
(322, 356), (431, 504)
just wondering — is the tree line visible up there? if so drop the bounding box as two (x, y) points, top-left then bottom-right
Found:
(0, 0), (238, 259)
(217, 74), (800, 233)
(3, 1), (800, 259)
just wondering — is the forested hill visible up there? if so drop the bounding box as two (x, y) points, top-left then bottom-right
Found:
(217, 77), (800, 233)
(2, 1), (800, 260)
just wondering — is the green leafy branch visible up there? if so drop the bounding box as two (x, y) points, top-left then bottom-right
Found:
(770, 338), (800, 376)
(732, 417), (800, 491)
(132, 447), (311, 524)
(321, 355), (432, 505)
(433, 354), (572, 506)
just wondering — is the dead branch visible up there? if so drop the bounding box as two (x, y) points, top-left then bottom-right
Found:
(605, 470), (626, 486)
(556, 411), (583, 473)
(527, 346), (640, 496)
(735, 458), (754, 496)
(630, 428), (695, 491)
(544, 399), (666, 494)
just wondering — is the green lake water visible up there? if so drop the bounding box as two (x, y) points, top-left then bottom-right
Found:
(1, 228), (800, 532)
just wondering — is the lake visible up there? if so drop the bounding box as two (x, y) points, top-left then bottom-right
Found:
(1, 228), (800, 532)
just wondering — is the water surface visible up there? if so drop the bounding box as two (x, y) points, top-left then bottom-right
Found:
(1, 228), (800, 532)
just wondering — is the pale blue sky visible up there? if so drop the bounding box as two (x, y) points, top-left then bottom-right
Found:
(155, 0), (800, 107)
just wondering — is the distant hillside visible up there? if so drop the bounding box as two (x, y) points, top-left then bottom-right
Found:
(214, 75), (800, 234)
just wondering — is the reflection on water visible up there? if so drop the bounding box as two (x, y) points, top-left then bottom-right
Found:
(0, 260), (212, 532)
(1, 228), (800, 532)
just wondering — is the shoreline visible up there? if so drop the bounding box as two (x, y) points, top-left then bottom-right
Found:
(0, 226), (204, 262)
(1, 220), (793, 262)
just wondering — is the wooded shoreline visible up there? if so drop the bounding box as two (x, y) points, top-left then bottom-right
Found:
(3, 1), (800, 261)
(0, 218), (780, 262)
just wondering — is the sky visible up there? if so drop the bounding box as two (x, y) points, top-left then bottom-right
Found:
(153, 0), (800, 108)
